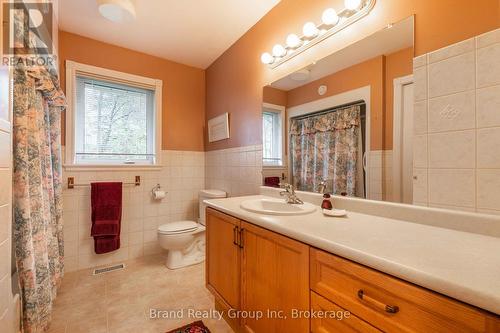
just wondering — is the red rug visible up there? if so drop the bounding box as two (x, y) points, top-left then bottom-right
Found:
(166, 321), (211, 333)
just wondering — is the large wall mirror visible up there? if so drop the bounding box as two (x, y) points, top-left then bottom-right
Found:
(262, 16), (415, 204)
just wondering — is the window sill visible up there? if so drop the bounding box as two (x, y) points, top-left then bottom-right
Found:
(262, 165), (287, 169)
(63, 164), (163, 172)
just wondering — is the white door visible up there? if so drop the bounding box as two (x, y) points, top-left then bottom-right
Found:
(401, 83), (414, 204)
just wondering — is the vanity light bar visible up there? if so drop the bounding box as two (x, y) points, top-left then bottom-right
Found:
(261, 0), (376, 68)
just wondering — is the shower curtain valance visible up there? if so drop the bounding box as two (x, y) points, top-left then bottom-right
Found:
(289, 106), (360, 136)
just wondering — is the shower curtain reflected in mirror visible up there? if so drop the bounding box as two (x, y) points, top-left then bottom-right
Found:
(290, 105), (365, 197)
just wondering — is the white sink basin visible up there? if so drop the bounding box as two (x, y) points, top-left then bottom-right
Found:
(240, 198), (317, 216)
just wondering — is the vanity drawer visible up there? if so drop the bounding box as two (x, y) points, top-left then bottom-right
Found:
(311, 248), (499, 333)
(311, 291), (381, 333)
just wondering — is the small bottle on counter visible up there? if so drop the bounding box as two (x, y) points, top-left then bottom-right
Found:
(321, 193), (333, 210)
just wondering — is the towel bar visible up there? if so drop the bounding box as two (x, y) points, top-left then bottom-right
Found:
(67, 176), (141, 189)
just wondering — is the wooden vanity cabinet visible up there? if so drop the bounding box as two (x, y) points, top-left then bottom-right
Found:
(206, 208), (500, 333)
(206, 208), (310, 333)
(240, 221), (309, 333)
(310, 248), (500, 333)
(206, 207), (241, 328)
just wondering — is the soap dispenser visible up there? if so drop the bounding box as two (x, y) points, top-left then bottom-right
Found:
(321, 193), (333, 210)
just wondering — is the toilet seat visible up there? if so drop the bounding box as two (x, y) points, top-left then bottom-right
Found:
(158, 221), (198, 235)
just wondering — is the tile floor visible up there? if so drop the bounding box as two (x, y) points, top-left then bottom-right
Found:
(47, 255), (233, 333)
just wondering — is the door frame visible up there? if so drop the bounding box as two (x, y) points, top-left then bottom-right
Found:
(392, 74), (414, 203)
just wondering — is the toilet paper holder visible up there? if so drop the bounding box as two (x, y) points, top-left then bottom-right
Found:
(151, 184), (167, 198)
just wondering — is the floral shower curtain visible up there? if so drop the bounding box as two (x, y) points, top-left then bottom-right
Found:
(12, 63), (66, 332)
(290, 105), (363, 196)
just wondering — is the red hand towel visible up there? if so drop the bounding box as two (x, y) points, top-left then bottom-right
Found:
(91, 182), (122, 254)
(264, 177), (281, 188)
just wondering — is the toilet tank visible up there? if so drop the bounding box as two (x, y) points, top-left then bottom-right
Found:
(198, 189), (227, 225)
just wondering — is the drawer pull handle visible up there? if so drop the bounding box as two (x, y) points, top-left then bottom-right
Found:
(357, 289), (399, 314)
(239, 228), (245, 249)
(233, 226), (238, 246)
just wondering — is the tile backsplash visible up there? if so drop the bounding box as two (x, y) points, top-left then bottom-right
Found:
(62, 150), (205, 272)
(412, 27), (500, 214)
(205, 145), (263, 197)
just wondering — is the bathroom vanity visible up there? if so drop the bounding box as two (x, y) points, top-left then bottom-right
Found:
(204, 190), (500, 333)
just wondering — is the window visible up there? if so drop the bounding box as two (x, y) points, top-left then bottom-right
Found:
(66, 61), (162, 167)
(262, 105), (284, 166)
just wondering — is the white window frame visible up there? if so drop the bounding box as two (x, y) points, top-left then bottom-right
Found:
(65, 60), (162, 170)
(262, 102), (286, 168)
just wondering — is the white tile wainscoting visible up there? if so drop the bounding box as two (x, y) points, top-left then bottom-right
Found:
(205, 145), (263, 197)
(412, 27), (500, 214)
(368, 150), (393, 202)
(62, 150), (205, 272)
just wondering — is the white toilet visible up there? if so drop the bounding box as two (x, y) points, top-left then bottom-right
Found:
(157, 189), (227, 269)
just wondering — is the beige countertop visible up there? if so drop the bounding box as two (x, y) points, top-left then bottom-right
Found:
(205, 194), (500, 315)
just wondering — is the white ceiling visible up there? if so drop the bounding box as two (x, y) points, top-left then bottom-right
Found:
(271, 16), (414, 91)
(59, 0), (280, 69)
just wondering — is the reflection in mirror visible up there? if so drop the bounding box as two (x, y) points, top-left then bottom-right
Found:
(262, 16), (414, 203)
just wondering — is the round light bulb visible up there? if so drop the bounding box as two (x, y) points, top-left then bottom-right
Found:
(344, 0), (362, 10)
(286, 34), (302, 48)
(272, 44), (286, 57)
(322, 8), (339, 25)
(261, 52), (274, 65)
(303, 22), (319, 38)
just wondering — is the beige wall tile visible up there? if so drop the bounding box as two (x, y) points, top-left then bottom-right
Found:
(0, 205), (9, 243)
(413, 66), (428, 101)
(0, 131), (10, 168)
(428, 91), (475, 133)
(428, 52), (475, 98)
(428, 38), (474, 63)
(413, 55), (427, 69)
(0, 275), (10, 316)
(428, 130), (475, 168)
(0, 169), (10, 206)
(477, 169), (500, 210)
(413, 135), (428, 168)
(0, 238), (10, 279)
(413, 101), (428, 135)
(476, 28), (500, 49)
(477, 85), (500, 128)
(477, 43), (500, 88)
(412, 168), (428, 203)
(428, 169), (475, 207)
(477, 127), (500, 168)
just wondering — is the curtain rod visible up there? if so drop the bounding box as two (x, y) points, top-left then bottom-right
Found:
(290, 100), (366, 121)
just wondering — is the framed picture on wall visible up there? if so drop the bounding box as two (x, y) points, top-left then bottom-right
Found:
(208, 112), (230, 142)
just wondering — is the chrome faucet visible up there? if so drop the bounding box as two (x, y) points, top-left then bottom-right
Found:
(279, 183), (304, 204)
(317, 179), (328, 194)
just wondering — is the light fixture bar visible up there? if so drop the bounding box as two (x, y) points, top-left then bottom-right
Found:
(262, 0), (376, 68)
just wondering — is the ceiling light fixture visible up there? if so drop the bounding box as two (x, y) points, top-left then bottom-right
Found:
(261, 0), (376, 68)
(97, 0), (136, 23)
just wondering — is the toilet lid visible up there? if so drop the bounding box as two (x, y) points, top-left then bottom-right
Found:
(158, 221), (198, 234)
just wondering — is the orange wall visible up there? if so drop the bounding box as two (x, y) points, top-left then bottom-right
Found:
(205, 0), (500, 151)
(287, 56), (385, 150)
(59, 31), (206, 151)
(384, 47), (414, 149)
(263, 86), (287, 106)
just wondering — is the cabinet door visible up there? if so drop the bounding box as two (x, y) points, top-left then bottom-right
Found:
(206, 208), (241, 310)
(241, 221), (310, 333)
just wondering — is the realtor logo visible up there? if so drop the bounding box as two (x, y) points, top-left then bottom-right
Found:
(2, 1), (53, 56)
